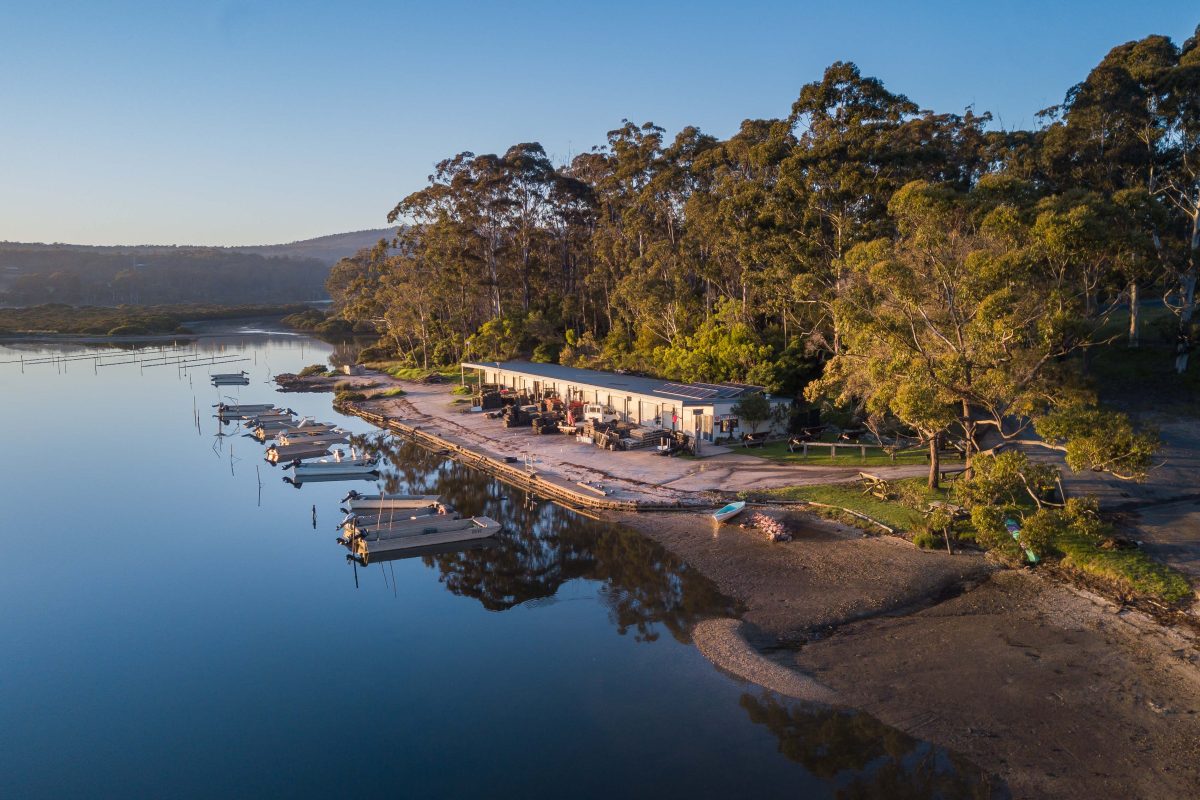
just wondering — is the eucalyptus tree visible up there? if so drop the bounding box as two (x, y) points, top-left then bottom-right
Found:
(1041, 30), (1200, 370)
(808, 181), (1157, 488)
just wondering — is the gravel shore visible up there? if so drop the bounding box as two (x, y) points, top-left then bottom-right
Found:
(622, 510), (1200, 800)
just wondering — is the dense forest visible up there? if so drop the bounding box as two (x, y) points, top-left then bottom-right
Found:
(0, 229), (389, 306)
(328, 28), (1198, 484)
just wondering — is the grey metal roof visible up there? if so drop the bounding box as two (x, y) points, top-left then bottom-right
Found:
(461, 360), (764, 406)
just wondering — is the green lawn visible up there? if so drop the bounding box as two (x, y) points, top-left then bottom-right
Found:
(746, 478), (950, 533)
(361, 362), (464, 382)
(739, 439), (930, 467)
(1055, 527), (1193, 604)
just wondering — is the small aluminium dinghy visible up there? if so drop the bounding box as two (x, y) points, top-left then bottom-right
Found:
(712, 500), (747, 523)
(290, 455), (379, 479)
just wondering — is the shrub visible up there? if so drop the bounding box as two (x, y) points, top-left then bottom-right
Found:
(298, 364), (328, 377)
(335, 390), (367, 403)
(895, 481), (929, 511)
(911, 530), (938, 549)
(531, 341), (560, 363)
(450, 385), (473, 396)
(107, 323), (149, 336)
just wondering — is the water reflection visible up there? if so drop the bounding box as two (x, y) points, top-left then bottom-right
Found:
(356, 434), (739, 644)
(740, 694), (1001, 799)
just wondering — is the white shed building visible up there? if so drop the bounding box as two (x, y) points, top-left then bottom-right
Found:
(462, 360), (786, 443)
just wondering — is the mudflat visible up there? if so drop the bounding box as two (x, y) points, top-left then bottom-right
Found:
(624, 511), (1200, 800)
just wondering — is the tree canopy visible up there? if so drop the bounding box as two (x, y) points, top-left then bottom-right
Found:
(327, 25), (1199, 486)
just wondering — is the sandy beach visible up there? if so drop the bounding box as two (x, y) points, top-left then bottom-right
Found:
(289, 371), (1200, 798)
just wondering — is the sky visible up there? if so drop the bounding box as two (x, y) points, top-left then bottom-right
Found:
(0, 1), (1196, 247)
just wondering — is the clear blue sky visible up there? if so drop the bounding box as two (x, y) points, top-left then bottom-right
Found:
(1, 1), (1195, 246)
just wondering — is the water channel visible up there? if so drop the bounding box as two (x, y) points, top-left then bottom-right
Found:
(0, 326), (990, 798)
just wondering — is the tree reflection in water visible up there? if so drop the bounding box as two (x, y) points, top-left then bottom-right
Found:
(739, 693), (1002, 800)
(354, 435), (738, 643)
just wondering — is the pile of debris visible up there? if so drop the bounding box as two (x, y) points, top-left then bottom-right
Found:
(744, 511), (792, 543)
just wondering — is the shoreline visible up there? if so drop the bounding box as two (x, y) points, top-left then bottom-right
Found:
(296, 370), (1200, 798)
(620, 510), (1200, 800)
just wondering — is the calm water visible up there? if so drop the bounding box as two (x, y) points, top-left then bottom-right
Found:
(0, 328), (990, 799)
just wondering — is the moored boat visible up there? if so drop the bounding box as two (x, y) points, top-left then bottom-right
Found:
(350, 517), (502, 562)
(276, 430), (347, 447)
(342, 492), (442, 511)
(290, 457), (379, 479)
(266, 443), (332, 464)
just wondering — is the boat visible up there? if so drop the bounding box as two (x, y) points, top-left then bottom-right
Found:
(243, 412), (295, 426)
(712, 500), (747, 523)
(289, 456), (379, 479)
(214, 403), (275, 414)
(341, 492), (442, 511)
(266, 443), (332, 464)
(349, 517), (502, 562)
(211, 371), (250, 386)
(345, 537), (497, 564)
(1005, 518), (1040, 564)
(275, 432), (349, 448)
(341, 507), (457, 537)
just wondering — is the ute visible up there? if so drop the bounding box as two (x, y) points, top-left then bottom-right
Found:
(582, 403), (618, 424)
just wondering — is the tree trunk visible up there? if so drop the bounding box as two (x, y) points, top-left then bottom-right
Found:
(1128, 280), (1140, 348)
(1177, 213), (1198, 375)
(928, 433), (940, 489)
(1177, 267), (1196, 375)
(961, 400), (976, 480)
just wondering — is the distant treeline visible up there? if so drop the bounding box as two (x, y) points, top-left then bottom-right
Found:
(0, 245), (331, 305)
(0, 303), (315, 336)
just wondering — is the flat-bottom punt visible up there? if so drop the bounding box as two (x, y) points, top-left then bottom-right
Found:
(344, 493), (442, 511)
(291, 459), (378, 478)
(351, 517), (501, 561)
(267, 444), (333, 464)
(341, 511), (461, 540)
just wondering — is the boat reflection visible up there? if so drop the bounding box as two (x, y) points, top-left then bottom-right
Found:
(356, 435), (739, 644)
(348, 537), (499, 566)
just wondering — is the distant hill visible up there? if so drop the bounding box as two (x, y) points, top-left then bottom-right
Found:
(229, 228), (394, 265)
(0, 228), (395, 306)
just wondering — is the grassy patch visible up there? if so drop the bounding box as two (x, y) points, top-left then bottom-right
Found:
(361, 362), (461, 382)
(741, 440), (930, 467)
(1081, 307), (1199, 416)
(1055, 529), (1192, 604)
(374, 387), (407, 398)
(747, 478), (949, 533)
(451, 384), (474, 396)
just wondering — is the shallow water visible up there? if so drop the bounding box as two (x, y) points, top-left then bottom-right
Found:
(0, 328), (992, 798)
